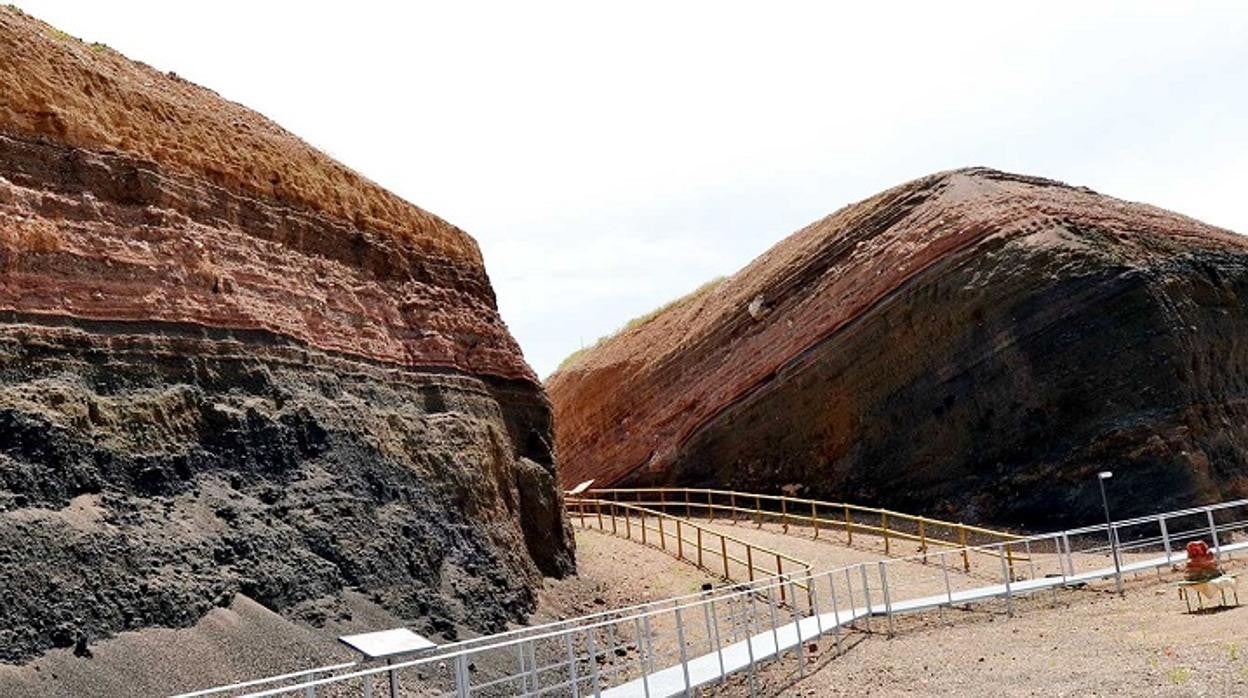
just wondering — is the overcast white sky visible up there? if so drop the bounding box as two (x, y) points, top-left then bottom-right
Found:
(16, 1), (1248, 377)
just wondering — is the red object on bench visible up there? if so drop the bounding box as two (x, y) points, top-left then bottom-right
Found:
(1185, 540), (1220, 581)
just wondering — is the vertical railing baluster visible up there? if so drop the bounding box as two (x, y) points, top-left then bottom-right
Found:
(675, 606), (692, 693)
(879, 561), (894, 637)
(828, 573), (843, 654)
(859, 564), (873, 633)
(564, 632), (580, 698)
(586, 628), (601, 697)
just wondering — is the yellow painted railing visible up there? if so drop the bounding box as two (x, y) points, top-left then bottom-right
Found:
(585, 487), (1025, 573)
(566, 497), (812, 601)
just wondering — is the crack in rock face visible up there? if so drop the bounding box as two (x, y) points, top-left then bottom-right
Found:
(0, 7), (574, 666)
(549, 167), (1248, 530)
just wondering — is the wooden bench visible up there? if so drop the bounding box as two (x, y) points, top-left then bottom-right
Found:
(1176, 575), (1239, 612)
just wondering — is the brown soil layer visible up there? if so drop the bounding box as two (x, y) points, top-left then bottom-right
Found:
(0, 8), (474, 262)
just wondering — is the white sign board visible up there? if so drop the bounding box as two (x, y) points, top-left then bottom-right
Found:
(338, 628), (437, 659)
(566, 479), (595, 496)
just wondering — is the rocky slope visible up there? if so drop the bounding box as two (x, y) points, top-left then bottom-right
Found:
(0, 7), (573, 667)
(549, 168), (1248, 528)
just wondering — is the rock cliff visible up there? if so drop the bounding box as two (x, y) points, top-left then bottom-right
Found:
(0, 7), (573, 665)
(549, 168), (1248, 528)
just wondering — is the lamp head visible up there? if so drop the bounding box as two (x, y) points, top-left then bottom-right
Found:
(1098, 471), (1113, 480)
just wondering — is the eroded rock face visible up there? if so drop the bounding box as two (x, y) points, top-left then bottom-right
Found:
(549, 168), (1248, 529)
(0, 8), (572, 664)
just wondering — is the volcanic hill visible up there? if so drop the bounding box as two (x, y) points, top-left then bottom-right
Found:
(549, 168), (1248, 528)
(0, 4), (572, 677)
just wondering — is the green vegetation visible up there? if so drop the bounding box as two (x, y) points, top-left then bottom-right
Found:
(1166, 667), (1191, 685)
(554, 275), (726, 373)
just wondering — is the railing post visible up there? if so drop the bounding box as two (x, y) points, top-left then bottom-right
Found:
(882, 511), (890, 554)
(605, 620), (620, 685)
(708, 491), (715, 522)
(704, 587), (727, 680)
(1160, 515), (1172, 563)
(578, 500), (586, 528)
(959, 525), (970, 572)
(730, 491), (738, 523)
(809, 573), (824, 637)
(766, 586), (782, 661)
(675, 606), (692, 694)
(610, 502), (618, 535)
(940, 550), (952, 623)
(623, 504), (631, 539)
(746, 546), (755, 582)
(721, 536), (730, 579)
(564, 632), (580, 698)
(781, 497), (789, 533)
(744, 593), (759, 697)
(878, 561), (894, 638)
(919, 518), (927, 562)
(777, 554), (786, 603)
(828, 573), (843, 653)
(999, 544), (1014, 617)
(845, 505), (853, 545)
(640, 509), (647, 545)
(859, 564), (873, 633)
(1023, 539), (1035, 580)
(304, 672), (318, 698)
(633, 618), (651, 698)
(641, 615), (655, 674)
(527, 640), (540, 694)
(454, 654), (471, 698)
(812, 501), (819, 539)
(586, 627), (602, 697)
(675, 519), (683, 560)
(1065, 531), (1076, 577)
(1006, 542), (1016, 579)
(685, 489), (692, 519)
(657, 515), (666, 551)
(755, 495), (762, 527)
(1207, 509), (1221, 561)
(786, 575), (806, 678)
(843, 567), (857, 630)
(596, 501), (604, 530)
(697, 526), (704, 569)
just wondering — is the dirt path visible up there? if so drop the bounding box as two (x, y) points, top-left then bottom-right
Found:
(709, 558), (1248, 696)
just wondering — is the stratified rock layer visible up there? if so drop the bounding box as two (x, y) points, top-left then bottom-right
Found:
(549, 168), (1248, 528)
(0, 8), (572, 664)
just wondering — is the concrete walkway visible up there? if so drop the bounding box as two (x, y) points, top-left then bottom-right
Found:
(603, 540), (1248, 697)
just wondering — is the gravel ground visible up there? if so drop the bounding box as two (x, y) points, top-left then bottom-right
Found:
(710, 558), (1248, 697)
(0, 527), (718, 698)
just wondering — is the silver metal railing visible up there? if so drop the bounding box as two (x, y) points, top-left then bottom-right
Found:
(181, 495), (1248, 698)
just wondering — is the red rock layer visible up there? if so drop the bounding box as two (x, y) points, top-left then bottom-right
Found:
(548, 169), (1248, 505)
(0, 8), (532, 383)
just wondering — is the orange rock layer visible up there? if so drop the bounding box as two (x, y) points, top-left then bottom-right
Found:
(0, 7), (530, 382)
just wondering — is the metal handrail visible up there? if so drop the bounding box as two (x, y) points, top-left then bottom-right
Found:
(566, 497), (812, 594)
(587, 486), (1022, 571)
(183, 495), (1248, 698)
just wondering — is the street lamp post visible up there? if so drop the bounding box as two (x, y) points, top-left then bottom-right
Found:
(1097, 471), (1123, 595)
